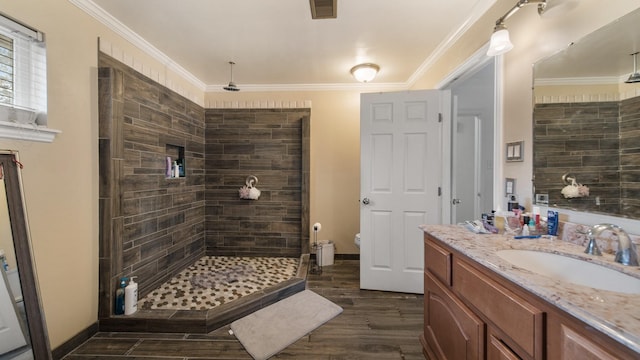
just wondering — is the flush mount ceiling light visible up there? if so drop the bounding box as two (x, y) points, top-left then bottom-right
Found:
(487, 0), (547, 57)
(223, 61), (240, 91)
(625, 52), (640, 84)
(350, 63), (380, 83)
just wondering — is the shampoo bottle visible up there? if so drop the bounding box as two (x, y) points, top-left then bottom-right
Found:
(115, 277), (127, 315)
(124, 276), (138, 315)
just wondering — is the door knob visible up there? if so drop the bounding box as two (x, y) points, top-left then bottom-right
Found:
(452, 198), (462, 205)
(362, 197), (370, 205)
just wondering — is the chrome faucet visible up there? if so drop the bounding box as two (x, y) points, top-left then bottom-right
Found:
(585, 223), (639, 266)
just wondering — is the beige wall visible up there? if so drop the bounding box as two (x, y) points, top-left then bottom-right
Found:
(0, 0), (639, 351)
(204, 91), (363, 255)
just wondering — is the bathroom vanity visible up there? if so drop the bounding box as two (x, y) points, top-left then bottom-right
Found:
(420, 224), (640, 360)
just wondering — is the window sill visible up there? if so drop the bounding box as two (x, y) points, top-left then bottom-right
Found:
(0, 120), (61, 143)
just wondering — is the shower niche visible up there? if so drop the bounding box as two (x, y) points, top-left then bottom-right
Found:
(165, 144), (185, 178)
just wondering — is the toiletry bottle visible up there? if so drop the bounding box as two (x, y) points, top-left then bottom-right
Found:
(166, 157), (172, 178)
(173, 161), (179, 178)
(115, 277), (127, 315)
(547, 210), (559, 236)
(0, 249), (8, 271)
(124, 276), (138, 315)
(528, 218), (536, 235)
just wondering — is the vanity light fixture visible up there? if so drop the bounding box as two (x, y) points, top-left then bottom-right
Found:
(487, 0), (547, 57)
(625, 52), (640, 84)
(350, 63), (380, 83)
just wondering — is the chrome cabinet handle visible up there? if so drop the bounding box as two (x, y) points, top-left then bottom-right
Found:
(452, 198), (462, 205)
(362, 197), (370, 205)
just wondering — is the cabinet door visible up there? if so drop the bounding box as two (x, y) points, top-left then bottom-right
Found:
(559, 325), (618, 360)
(424, 271), (484, 360)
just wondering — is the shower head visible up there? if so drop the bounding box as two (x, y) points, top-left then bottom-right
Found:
(625, 52), (640, 84)
(223, 61), (241, 91)
(223, 81), (240, 92)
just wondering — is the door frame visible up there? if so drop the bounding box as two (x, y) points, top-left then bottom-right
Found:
(436, 44), (505, 223)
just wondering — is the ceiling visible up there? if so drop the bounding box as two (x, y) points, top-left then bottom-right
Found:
(77, 0), (496, 92)
(534, 6), (640, 83)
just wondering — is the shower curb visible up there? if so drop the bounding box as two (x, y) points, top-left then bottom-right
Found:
(99, 254), (309, 333)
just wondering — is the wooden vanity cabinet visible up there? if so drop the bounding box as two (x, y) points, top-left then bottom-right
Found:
(421, 233), (639, 360)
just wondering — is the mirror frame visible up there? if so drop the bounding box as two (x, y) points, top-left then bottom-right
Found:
(0, 153), (52, 360)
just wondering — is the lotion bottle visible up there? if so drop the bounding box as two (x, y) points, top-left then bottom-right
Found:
(124, 276), (138, 315)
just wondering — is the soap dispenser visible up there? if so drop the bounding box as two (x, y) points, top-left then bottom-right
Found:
(124, 276), (138, 315)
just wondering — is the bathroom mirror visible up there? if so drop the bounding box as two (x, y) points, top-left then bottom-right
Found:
(0, 152), (51, 359)
(532, 7), (640, 219)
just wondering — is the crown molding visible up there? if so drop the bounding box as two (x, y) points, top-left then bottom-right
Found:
(407, 0), (498, 87)
(72, 0), (495, 93)
(69, 0), (206, 91)
(206, 82), (408, 93)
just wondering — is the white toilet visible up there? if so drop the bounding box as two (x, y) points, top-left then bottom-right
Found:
(354, 233), (360, 248)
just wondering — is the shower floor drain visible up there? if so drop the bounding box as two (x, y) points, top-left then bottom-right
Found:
(139, 256), (298, 311)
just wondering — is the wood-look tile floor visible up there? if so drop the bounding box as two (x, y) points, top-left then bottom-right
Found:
(62, 260), (425, 360)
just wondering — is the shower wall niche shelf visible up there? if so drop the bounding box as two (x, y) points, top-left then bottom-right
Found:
(165, 144), (185, 178)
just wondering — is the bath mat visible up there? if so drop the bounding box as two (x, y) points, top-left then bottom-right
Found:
(230, 290), (343, 360)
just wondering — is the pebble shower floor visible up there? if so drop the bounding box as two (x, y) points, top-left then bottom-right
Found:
(138, 256), (299, 311)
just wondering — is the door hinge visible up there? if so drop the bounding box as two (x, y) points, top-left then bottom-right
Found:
(438, 187), (442, 196)
(438, 113), (443, 123)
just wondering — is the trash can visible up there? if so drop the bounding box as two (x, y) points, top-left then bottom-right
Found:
(318, 240), (335, 266)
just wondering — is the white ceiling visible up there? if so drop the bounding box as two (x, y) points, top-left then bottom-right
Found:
(534, 7), (640, 83)
(78, 0), (497, 91)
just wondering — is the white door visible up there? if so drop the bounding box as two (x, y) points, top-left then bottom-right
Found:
(452, 112), (482, 224)
(360, 90), (448, 294)
(0, 269), (27, 355)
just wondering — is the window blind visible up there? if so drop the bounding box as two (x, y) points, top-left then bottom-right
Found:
(0, 14), (46, 114)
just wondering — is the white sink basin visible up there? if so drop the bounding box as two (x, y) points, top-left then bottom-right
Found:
(496, 249), (640, 294)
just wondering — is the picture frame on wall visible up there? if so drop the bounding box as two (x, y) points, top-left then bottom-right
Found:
(506, 141), (524, 162)
(505, 178), (516, 196)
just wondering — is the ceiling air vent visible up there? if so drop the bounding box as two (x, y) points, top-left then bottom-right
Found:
(310, 0), (337, 19)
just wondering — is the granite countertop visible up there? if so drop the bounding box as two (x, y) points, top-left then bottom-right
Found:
(420, 224), (640, 354)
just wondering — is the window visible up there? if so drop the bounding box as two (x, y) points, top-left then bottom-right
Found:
(0, 14), (47, 121)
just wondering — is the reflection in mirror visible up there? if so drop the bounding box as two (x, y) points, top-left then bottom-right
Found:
(533, 7), (640, 219)
(0, 152), (51, 359)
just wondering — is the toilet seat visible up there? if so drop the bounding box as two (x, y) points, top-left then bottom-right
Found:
(354, 233), (360, 248)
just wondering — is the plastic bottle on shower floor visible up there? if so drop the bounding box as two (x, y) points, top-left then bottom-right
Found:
(115, 277), (127, 315)
(124, 276), (138, 315)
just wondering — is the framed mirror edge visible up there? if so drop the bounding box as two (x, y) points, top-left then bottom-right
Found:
(1, 151), (52, 360)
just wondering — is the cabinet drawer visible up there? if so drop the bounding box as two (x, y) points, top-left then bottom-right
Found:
(425, 236), (451, 286)
(453, 258), (543, 359)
